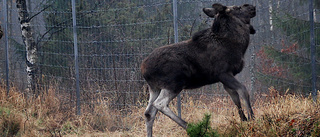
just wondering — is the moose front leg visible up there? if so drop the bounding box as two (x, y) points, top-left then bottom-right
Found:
(223, 84), (247, 121)
(219, 73), (254, 121)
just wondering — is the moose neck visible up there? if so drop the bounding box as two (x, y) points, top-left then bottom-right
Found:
(212, 15), (251, 53)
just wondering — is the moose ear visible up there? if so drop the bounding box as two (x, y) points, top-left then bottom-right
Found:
(203, 8), (217, 17)
(203, 3), (226, 17)
(212, 3), (226, 13)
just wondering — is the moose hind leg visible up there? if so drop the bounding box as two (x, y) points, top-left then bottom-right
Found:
(145, 87), (160, 137)
(153, 89), (188, 129)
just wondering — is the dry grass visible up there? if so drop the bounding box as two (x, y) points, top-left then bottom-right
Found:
(0, 86), (319, 137)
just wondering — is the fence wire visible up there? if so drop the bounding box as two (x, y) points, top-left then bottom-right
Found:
(0, 0), (319, 129)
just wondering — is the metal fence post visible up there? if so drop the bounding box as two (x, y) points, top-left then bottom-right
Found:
(309, 0), (317, 102)
(172, 0), (181, 118)
(3, 0), (10, 96)
(71, 0), (81, 115)
(309, 0), (317, 98)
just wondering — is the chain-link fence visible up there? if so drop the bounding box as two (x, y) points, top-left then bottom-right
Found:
(0, 0), (319, 128)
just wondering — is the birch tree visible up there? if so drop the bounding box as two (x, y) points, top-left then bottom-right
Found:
(16, 0), (38, 95)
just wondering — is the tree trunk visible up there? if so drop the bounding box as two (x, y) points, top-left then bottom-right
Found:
(0, 25), (3, 39)
(16, 0), (38, 95)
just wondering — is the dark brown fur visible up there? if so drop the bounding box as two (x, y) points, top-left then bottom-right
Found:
(141, 3), (256, 136)
(142, 5), (255, 92)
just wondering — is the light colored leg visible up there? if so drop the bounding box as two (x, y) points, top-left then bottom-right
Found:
(145, 87), (160, 137)
(153, 89), (187, 129)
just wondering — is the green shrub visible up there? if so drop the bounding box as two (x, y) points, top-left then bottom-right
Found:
(187, 113), (219, 137)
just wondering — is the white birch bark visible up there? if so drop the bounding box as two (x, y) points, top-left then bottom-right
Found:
(16, 0), (38, 95)
(269, 0), (273, 31)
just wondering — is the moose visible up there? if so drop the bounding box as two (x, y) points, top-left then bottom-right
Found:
(141, 3), (256, 136)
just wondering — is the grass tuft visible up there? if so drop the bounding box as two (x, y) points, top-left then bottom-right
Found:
(0, 107), (21, 136)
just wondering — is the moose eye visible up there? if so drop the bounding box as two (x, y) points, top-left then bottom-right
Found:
(233, 6), (240, 10)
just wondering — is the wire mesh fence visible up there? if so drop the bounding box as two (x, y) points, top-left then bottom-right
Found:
(0, 0), (319, 129)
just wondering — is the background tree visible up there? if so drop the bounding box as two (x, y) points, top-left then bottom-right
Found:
(16, 0), (39, 95)
(256, 1), (319, 94)
(0, 25), (3, 39)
